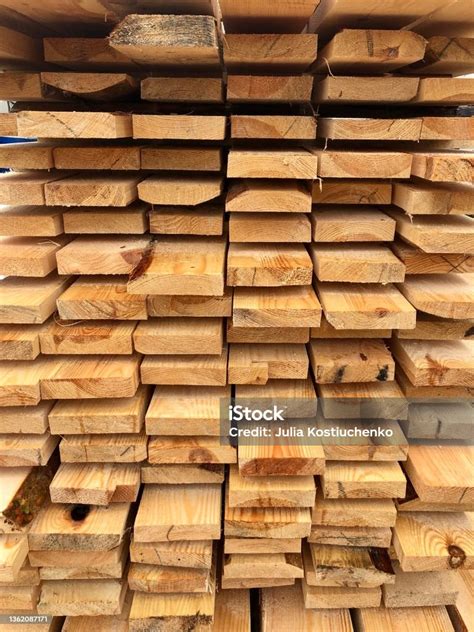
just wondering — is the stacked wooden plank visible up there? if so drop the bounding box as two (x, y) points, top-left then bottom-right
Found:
(0, 8), (234, 630)
(223, 33), (322, 591)
(307, 10), (474, 626)
(387, 107), (474, 616)
(306, 181), (410, 609)
(0, 0), (472, 630)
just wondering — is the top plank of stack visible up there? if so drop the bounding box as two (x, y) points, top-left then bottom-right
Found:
(108, 14), (221, 70)
(309, 0), (474, 41)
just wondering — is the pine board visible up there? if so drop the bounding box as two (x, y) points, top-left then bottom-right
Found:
(0, 172), (66, 206)
(312, 180), (392, 205)
(224, 538), (301, 554)
(227, 243), (313, 287)
(0, 142), (54, 170)
(49, 463), (140, 505)
(392, 339), (474, 387)
(132, 114), (226, 140)
(415, 77), (474, 105)
(228, 464), (316, 508)
(43, 37), (140, 70)
(39, 320), (136, 355)
(227, 149), (317, 179)
(142, 148), (221, 172)
(316, 282), (416, 330)
(392, 240), (474, 275)
(224, 498), (312, 539)
(0, 206), (63, 237)
(228, 343), (309, 385)
(0, 323), (44, 361)
(232, 286), (322, 328)
(390, 212), (474, 254)
(382, 561), (459, 608)
(138, 175), (223, 206)
(235, 378), (317, 419)
(57, 277), (148, 321)
(133, 317), (223, 355)
(318, 381), (408, 420)
(309, 525), (392, 548)
(39, 354), (141, 400)
(227, 75), (313, 103)
(312, 491), (397, 528)
(127, 237), (226, 296)
(141, 463), (224, 486)
(223, 553), (303, 579)
(229, 213), (312, 243)
(140, 347), (228, 386)
(63, 206), (148, 235)
(17, 111), (132, 139)
(0, 401), (52, 434)
(411, 152), (473, 183)
(130, 539), (213, 569)
(134, 484), (222, 542)
(45, 174), (140, 207)
(398, 273), (474, 319)
(313, 76), (420, 104)
(231, 115), (316, 140)
(393, 181), (473, 215)
(302, 579), (381, 609)
(41, 72), (138, 101)
(393, 512), (474, 572)
(28, 501), (131, 551)
(0, 433), (58, 467)
(145, 385), (230, 436)
(59, 433), (147, 464)
(149, 205), (223, 235)
(309, 338), (394, 384)
(315, 29), (426, 72)
(53, 145), (141, 170)
(311, 207), (395, 242)
(319, 419), (408, 462)
(316, 151), (412, 179)
(128, 561), (211, 594)
(129, 589), (215, 632)
(141, 76), (223, 102)
(223, 33), (317, 71)
(227, 181), (312, 213)
(109, 14), (220, 68)
(404, 445), (473, 505)
(227, 324), (310, 344)
(307, 543), (394, 588)
(56, 235), (149, 275)
(38, 578), (127, 616)
(238, 443), (325, 477)
(321, 461), (406, 499)
(147, 290), (232, 318)
(147, 436), (236, 465)
(354, 606), (455, 632)
(0, 236), (69, 278)
(318, 118), (422, 141)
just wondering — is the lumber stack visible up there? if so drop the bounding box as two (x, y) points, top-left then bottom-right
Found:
(224, 32), (322, 592)
(307, 8), (474, 625)
(0, 0), (472, 630)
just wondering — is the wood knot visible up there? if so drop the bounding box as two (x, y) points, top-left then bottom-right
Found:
(70, 504), (91, 522)
(448, 544), (466, 569)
